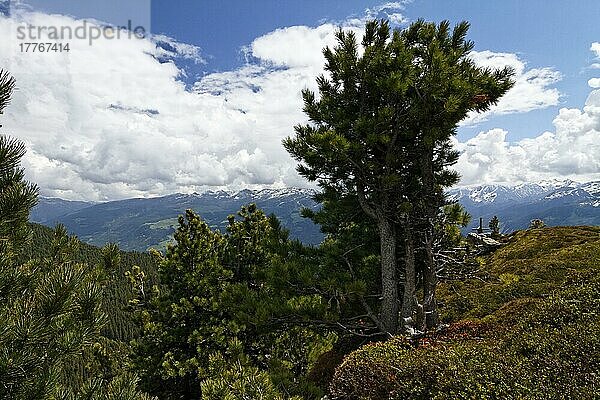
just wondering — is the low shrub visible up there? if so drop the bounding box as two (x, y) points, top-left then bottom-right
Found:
(329, 227), (600, 399)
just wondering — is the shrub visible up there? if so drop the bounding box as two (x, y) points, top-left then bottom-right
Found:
(329, 338), (411, 400)
(329, 228), (600, 399)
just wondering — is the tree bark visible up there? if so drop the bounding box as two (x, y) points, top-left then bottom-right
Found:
(357, 183), (400, 336)
(421, 149), (440, 330)
(378, 217), (399, 335)
(401, 223), (418, 333)
(423, 233), (439, 329)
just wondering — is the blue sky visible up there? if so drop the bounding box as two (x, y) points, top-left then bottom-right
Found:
(150, 0), (600, 141)
(1, 1), (599, 199)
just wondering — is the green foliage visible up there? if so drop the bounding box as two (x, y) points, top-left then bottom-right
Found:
(284, 19), (514, 334)
(0, 70), (15, 114)
(55, 372), (156, 400)
(0, 136), (38, 247)
(329, 227), (600, 399)
(131, 206), (328, 399)
(438, 226), (600, 322)
(0, 223), (153, 399)
(529, 218), (546, 229)
(200, 338), (302, 400)
(21, 223), (158, 342)
(26, 225), (156, 344)
(0, 226), (104, 398)
(489, 215), (500, 236)
(329, 338), (412, 400)
(0, 70), (38, 246)
(437, 203), (471, 248)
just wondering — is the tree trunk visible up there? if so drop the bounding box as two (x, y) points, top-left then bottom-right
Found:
(421, 149), (440, 330)
(378, 218), (399, 335)
(356, 185), (400, 336)
(423, 234), (439, 329)
(401, 223), (418, 333)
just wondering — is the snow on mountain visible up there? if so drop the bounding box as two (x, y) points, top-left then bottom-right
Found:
(536, 179), (579, 191)
(449, 180), (600, 204)
(582, 181), (600, 196)
(31, 183), (600, 252)
(544, 187), (584, 200)
(448, 179), (600, 234)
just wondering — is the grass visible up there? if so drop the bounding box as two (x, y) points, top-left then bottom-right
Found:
(437, 225), (600, 323)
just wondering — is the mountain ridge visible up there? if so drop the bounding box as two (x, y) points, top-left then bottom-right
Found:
(447, 179), (600, 233)
(31, 180), (600, 251)
(32, 188), (322, 251)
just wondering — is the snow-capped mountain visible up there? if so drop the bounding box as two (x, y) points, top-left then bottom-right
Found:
(448, 180), (600, 233)
(31, 188), (321, 252)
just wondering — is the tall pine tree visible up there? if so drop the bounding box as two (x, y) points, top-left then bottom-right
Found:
(284, 20), (514, 335)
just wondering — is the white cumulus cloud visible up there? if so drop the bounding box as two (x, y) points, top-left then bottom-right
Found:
(463, 51), (562, 125)
(589, 78), (600, 88)
(456, 83), (600, 185)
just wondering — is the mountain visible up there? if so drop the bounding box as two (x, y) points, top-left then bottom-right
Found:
(31, 180), (600, 252)
(31, 188), (322, 252)
(30, 197), (95, 224)
(448, 179), (600, 233)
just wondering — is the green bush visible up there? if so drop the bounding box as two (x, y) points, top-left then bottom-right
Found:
(329, 338), (412, 400)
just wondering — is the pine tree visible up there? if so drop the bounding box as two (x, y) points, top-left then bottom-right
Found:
(284, 20), (514, 335)
(130, 206), (324, 399)
(0, 71), (38, 247)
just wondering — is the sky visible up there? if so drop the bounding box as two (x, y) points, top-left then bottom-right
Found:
(0, 0), (599, 200)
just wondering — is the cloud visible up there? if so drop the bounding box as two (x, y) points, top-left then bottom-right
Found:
(365, 2), (411, 25)
(0, 5), (582, 200)
(455, 86), (600, 185)
(589, 78), (600, 88)
(591, 42), (600, 58)
(462, 51), (562, 125)
(451, 43), (600, 185)
(153, 34), (205, 64)
(0, 9), (365, 201)
(248, 24), (341, 69)
(0, 11), (246, 200)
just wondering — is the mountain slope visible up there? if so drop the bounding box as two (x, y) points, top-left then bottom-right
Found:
(329, 226), (600, 398)
(31, 180), (600, 252)
(32, 189), (322, 251)
(30, 197), (94, 224)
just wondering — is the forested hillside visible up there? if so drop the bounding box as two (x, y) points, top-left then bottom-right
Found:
(21, 223), (158, 341)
